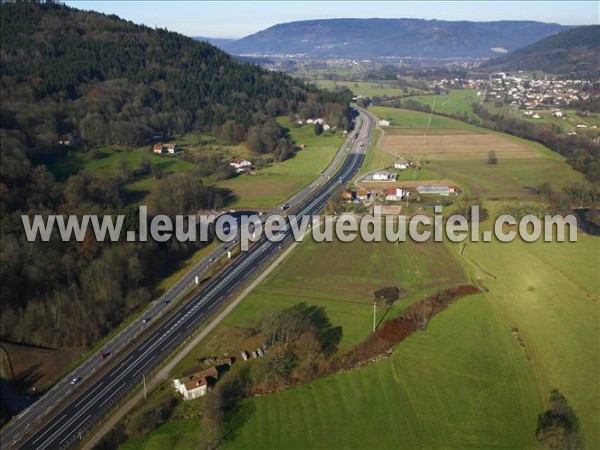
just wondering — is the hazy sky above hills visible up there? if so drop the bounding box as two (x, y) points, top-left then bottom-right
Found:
(65, 1), (599, 38)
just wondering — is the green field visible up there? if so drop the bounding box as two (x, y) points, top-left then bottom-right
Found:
(45, 119), (345, 209)
(45, 133), (245, 203)
(485, 103), (600, 134)
(217, 235), (599, 450)
(371, 106), (584, 197)
(423, 157), (582, 198)
(223, 294), (541, 450)
(217, 119), (344, 209)
(371, 106), (480, 132)
(120, 106), (598, 450)
(358, 127), (396, 175)
(221, 235), (466, 350)
(167, 234), (468, 375)
(47, 143), (196, 180)
(121, 233), (470, 449)
(456, 233), (600, 448)
(311, 79), (424, 97)
(402, 89), (480, 118)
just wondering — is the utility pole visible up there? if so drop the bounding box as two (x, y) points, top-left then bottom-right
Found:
(143, 374), (147, 399)
(373, 301), (377, 332)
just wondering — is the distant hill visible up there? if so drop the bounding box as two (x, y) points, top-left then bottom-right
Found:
(226, 18), (570, 58)
(481, 25), (600, 77)
(194, 36), (237, 49)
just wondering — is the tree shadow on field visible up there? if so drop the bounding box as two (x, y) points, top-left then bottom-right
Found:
(222, 401), (257, 443)
(11, 363), (45, 393)
(290, 303), (343, 356)
(1, 364), (43, 415)
(375, 287), (411, 330)
(217, 187), (238, 207)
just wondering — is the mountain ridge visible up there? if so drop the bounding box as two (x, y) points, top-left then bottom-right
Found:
(223, 18), (571, 58)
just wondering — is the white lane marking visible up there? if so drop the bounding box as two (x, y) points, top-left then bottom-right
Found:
(28, 116), (371, 449)
(72, 381), (105, 409)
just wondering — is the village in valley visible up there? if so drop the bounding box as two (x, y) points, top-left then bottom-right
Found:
(430, 74), (598, 134)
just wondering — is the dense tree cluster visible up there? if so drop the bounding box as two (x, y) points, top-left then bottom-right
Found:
(256, 303), (342, 388)
(0, 3), (350, 152)
(0, 163), (223, 347)
(0, 3), (351, 349)
(536, 390), (584, 450)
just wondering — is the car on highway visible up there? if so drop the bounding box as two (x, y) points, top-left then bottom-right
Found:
(70, 377), (80, 385)
(8, 110), (372, 449)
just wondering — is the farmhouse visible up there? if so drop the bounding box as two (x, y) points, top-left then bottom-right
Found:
(58, 134), (71, 145)
(164, 143), (179, 154)
(379, 119), (391, 127)
(357, 189), (369, 201)
(385, 188), (405, 201)
(173, 367), (219, 401)
(394, 157), (410, 170)
(153, 143), (179, 154)
(230, 157), (252, 173)
(372, 171), (396, 181)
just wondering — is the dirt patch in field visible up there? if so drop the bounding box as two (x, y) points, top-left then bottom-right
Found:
(377, 205), (403, 215)
(381, 134), (540, 160)
(0, 341), (82, 392)
(385, 127), (479, 136)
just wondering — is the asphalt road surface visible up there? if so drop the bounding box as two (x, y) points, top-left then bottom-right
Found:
(3, 107), (374, 450)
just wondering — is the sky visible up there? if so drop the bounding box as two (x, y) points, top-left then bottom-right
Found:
(65, 1), (600, 39)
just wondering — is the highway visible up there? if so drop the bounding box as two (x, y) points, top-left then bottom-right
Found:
(3, 107), (374, 450)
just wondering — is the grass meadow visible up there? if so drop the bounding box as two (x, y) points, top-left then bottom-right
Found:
(45, 118), (345, 209)
(371, 106), (583, 197)
(455, 232), (600, 448)
(119, 107), (597, 450)
(310, 79), (418, 97)
(222, 294), (541, 450)
(217, 119), (344, 209)
(402, 89), (480, 118)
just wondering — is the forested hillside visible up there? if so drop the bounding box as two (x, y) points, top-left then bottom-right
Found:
(482, 25), (600, 77)
(0, 3), (350, 151)
(0, 2), (350, 349)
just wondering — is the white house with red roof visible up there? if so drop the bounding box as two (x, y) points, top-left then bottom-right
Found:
(229, 157), (252, 173)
